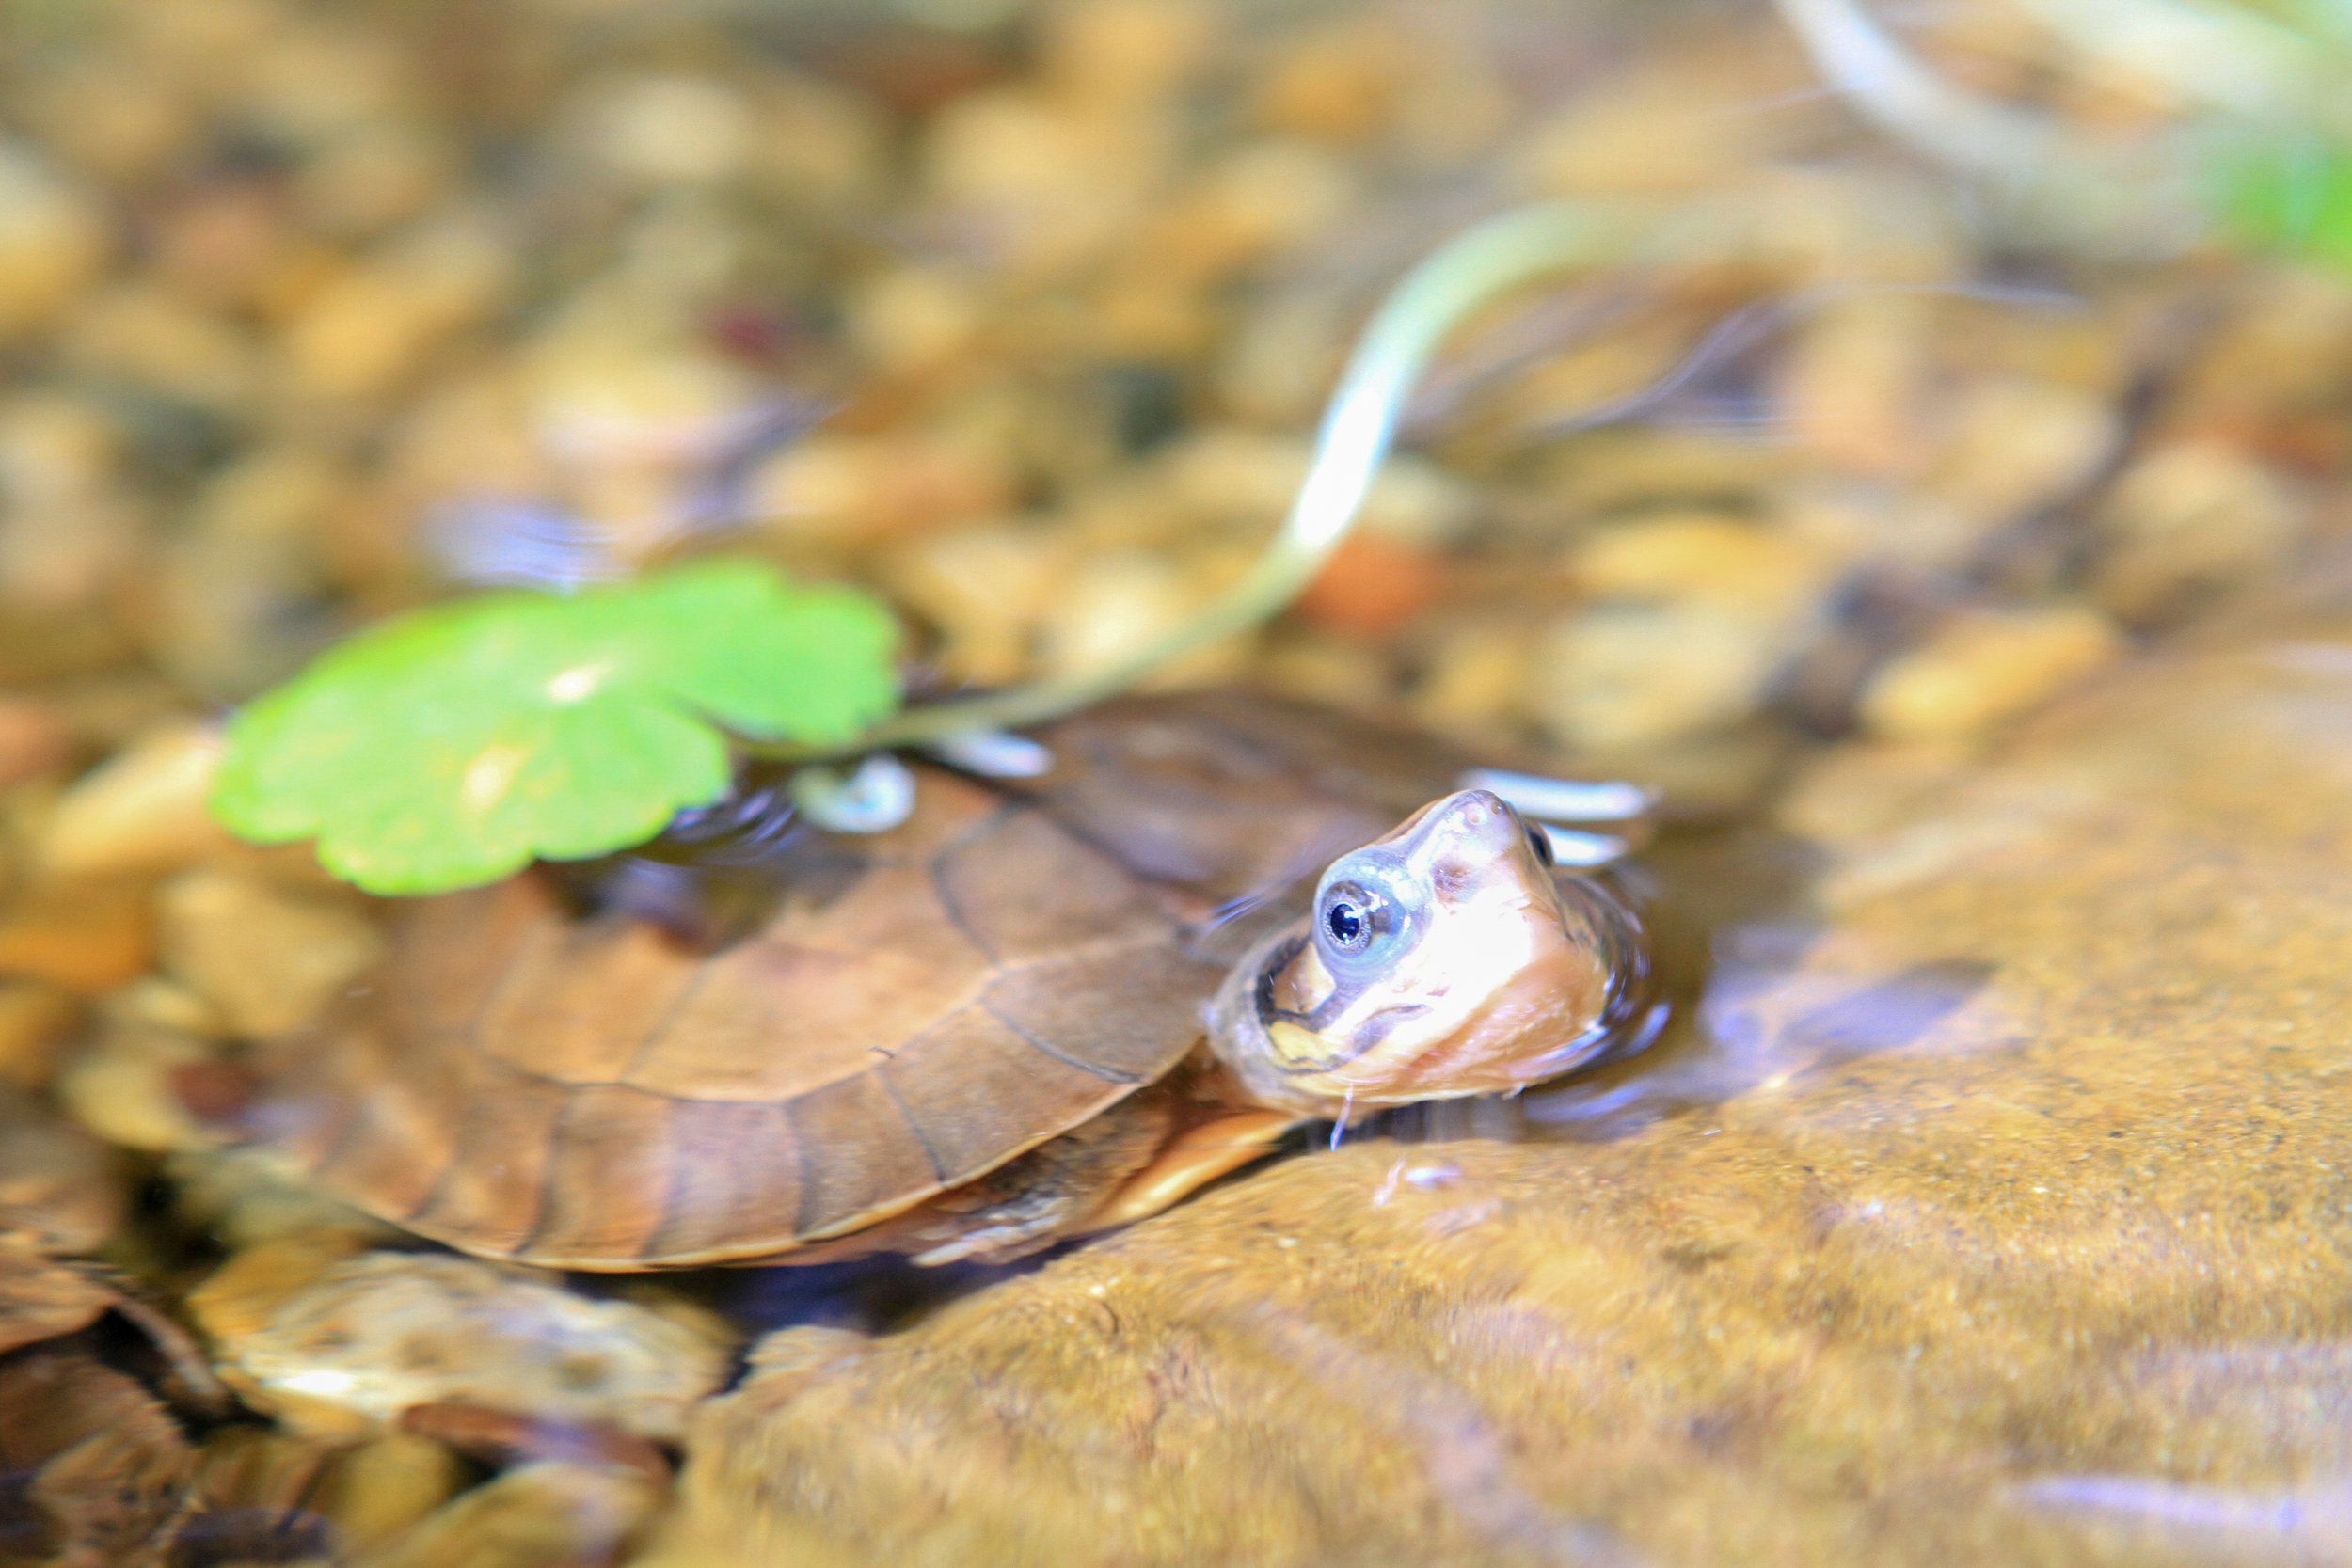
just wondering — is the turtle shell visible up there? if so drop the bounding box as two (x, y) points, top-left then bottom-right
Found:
(236, 695), (1474, 1270)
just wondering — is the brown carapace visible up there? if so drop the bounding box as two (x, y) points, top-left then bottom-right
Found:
(223, 695), (1656, 1271)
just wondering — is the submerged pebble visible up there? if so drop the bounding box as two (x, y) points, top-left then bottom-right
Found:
(0, 146), (110, 341)
(166, 1146), (403, 1254)
(0, 876), (157, 995)
(310, 1431), (474, 1560)
(157, 867), (382, 1038)
(354, 1459), (662, 1568)
(1858, 603), (2123, 742)
(0, 1243), (229, 1563)
(37, 721), (230, 881)
(2093, 441), (2305, 627)
(0, 980), (80, 1088)
(0, 697), (73, 789)
(54, 1013), (213, 1152)
(1526, 602), (1789, 752)
(191, 1245), (737, 1442)
(0, 1086), (128, 1254)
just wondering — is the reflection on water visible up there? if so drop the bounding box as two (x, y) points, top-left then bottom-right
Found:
(1523, 931), (1996, 1136)
(2011, 1473), (2352, 1561)
(1502, 833), (1930, 1138)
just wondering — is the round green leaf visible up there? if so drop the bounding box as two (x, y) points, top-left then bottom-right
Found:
(210, 559), (902, 895)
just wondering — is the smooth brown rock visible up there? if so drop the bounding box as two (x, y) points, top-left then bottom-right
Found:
(659, 623), (2352, 1568)
(192, 1248), (736, 1442)
(0, 878), (156, 996)
(309, 1432), (471, 1559)
(350, 1460), (661, 1568)
(35, 721), (232, 882)
(155, 867), (381, 1038)
(0, 1245), (228, 1567)
(0, 1086), (129, 1255)
(0, 981), (81, 1088)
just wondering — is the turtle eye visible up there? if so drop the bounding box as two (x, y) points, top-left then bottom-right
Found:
(1524, 820), (1556, 867)
(1320, 880), (1386, 954)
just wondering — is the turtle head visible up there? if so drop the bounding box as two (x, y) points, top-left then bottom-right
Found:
(1208, 788), (1645, 1116)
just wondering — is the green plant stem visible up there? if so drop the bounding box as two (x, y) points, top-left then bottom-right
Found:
(2009, 0), (2339, 130)
(755, 200), (1647, 762)
(1773, 0), (2061, 181)
(1772, 0), (2210, 253)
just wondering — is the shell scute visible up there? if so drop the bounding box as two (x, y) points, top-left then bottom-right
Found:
(523, 1081), (680, 1262)
(476, 914), (706, 1085)
(402, 1052), (566, 1255)
(619, 913), (981, 1102)
(979, 938), (1222, 1084)
(643, 1100), (804, 1265)
(872, 1007), (1128, 1193)
(928, 804), (1174, 965)
(783, 1070), (947, 1240)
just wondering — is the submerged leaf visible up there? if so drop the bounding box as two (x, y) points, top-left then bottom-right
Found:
(211, 559), (900, 895)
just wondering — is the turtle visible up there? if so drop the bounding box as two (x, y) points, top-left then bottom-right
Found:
(216, 693), (1660, 1272)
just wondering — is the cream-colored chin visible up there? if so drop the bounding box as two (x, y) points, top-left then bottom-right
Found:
(1202, 924), (1348, 1117)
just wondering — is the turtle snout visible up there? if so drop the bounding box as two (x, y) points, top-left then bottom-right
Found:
(1425, 787), (1509, 833)
(1381, 788), (1525, 856)
(1392, 790), (1559, 884)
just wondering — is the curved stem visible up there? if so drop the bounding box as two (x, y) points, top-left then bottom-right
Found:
(2009, 0), (2338, 130)
(1772, 0), (2213, 254)
(1772, 0), (2062, 181)
(762, 200), (1640, 761)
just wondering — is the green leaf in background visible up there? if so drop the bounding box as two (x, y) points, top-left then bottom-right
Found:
(211, 559), (901, 895)
(2283, 0), (2352, 45)
(2209, 133), (2352, 272)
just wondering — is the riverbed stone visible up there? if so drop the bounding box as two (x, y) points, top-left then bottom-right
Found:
(656, 611), (2352, 1568)
(191, 1247), (737, 1443)
(0, 1243), (230, 1567)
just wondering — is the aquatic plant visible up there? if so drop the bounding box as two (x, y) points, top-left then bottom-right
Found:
(210, 559), (899, 895)
(209, 202), (1651, 895)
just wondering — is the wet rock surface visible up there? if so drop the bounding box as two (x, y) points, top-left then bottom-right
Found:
(191, 1245), (738, 1442)
(656, 617), (2352, 1568)
(0, 1244), (226, 1568)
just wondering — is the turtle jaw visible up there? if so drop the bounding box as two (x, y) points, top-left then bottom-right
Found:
(1203, 790), (1638, 1117)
